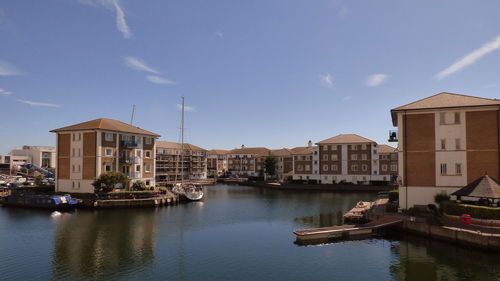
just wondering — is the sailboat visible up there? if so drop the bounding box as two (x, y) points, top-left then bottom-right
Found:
(171, 97), (204, 201)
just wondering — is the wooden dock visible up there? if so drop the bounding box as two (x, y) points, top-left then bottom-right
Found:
(293, 217), (403, 242)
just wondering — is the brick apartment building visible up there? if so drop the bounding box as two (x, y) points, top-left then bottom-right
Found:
(51, 118), (159, 193)
(156, 141), (207, 184)
(391, 92), (500, 208)
(207, 149), (229, 177)
(226, 146), (270, 177)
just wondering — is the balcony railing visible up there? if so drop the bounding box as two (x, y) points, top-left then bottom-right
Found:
(121, 141), (139, 148)
(126, 172), (141, 179)
(120, 156), (140, 164)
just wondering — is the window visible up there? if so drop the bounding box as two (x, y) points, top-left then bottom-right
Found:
(136, 150), (142, 157)
(145, 137), (152, 145)
(105, 148), (113, 156)
(297, 165), (303, 171)
(390, 164), (397, 172)
(105, 133), (113, 142)
(456, 163), (462, 175)
(352, 145), (357, 151)
(122, 135), (131, 141)
(441, 139), (446, 150)
(390, 153), (398, 161)
(440, 163), (447, 175)
(323, 145), (328, 151)
(351, 154), (357, 161)
(332, 164), (338, 171)
(323, 165), (329, 171)
(361, 154), (367, 160)
(331, 154), (338, 161)
(145, 151), (151, 158)
(314, 160), (318, 164)
(455, 138), (461, 150)
(72, 148), (75, 157)
(305, 165), (310, 171)
(454, 112), (460, 124)
(440, 112), (446, 125)
(361, 164), (368, 171)
(382, 164), (388, 171)
(136, 165), (141, 172)
(72, 165), (75, 172)
(332, 145), (337, 150)
(145, 163), (151, 173)
(105, 163), (112, 172)
(361, 144), (367, 150)
(323, 154), (329, 161)
(328, 145), (332, 150)
(351, 165), (358, 171)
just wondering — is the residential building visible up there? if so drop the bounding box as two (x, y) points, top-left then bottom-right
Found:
(291, 146), (316, 181)
(156, 141), (208, 184)
(50, 118), (159, 193)
(316, 134), (384, 184)
(227, 146), (270, 177)
(207, 149), (229, 177)
(270, 148), (293, 180)
(10, 145), (56, 168)
(391, 92), (500, 208)
(378, 144), (399, 182)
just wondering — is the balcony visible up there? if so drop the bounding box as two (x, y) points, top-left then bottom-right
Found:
(121, 141), (139, 148)
(126, 172), (142, 179)
(388, 130), (398, 142)
(120, 156), (140, 164)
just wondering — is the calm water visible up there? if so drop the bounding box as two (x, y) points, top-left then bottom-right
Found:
(0, 184), (499, 281)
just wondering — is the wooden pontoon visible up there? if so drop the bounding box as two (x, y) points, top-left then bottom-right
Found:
(294, 217), (403, 242)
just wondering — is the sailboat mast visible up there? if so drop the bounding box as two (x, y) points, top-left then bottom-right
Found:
(180, 97), (185, 183)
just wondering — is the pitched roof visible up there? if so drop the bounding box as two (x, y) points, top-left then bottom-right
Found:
(271, 148), (293, 157)
(156, 141), (206, 151)
(208, 149), (229, 155)
(316, 134), (375, 144)
(290, 146), (313, 155)
(228, 147), (270, 156)
(50, 118), (160, 137)
(391, 92), (500, 126)
(451, 175), (500, 198)
(378, 144), (397, 153)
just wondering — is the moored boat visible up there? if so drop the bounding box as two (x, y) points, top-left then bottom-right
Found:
(1, 193), (80, 209)
(172, 183), (204, 201)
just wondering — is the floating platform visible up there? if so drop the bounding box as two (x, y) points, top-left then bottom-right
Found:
(293, 217), (403, 242)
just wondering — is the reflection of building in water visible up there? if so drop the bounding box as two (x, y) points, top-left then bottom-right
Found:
(390, 235), (500, 281)
(52, 210), (157, 280)
(294, 211), (343, 228)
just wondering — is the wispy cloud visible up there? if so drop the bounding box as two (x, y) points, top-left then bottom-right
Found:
(147, 75), (176, 85)
(0, 59), (22, 76)
(176, 104), (195, 111)
(0, 88), (13, 96)
(17, 99), (60, 108)
(79, 0), (131, 39)
(365, 74), (388, 87)
(320, 73), (334, 88)
(215, 30), (224, 38)
(123, 56), (160, 74)
(435, 36), (500, 80)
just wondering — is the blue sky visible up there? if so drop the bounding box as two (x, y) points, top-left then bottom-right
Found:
(1, 0), (499, 154)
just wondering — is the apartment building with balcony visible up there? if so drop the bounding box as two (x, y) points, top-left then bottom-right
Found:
(227, 146), (270, 177)
(155, 141), (208, 184)
(291, 145), (317, 181)
(50, 118), (159, 193)
(378, 144), (399, 182)
(391, 92), (500, 209)
(207, 149), (229, 177)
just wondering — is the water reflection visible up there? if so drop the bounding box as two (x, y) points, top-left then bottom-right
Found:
(294, 211), (344, 228)
(52, 209), (157, 280)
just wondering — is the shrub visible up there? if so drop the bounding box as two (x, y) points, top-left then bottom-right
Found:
(442, 201), (500, 220)
(132, 181), (147, 191)
(92, 171), (129, 193)
(434, 192), (450, 205)
(388, 189), (399, 202)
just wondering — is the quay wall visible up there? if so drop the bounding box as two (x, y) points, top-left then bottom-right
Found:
(241, 181), (395, 192)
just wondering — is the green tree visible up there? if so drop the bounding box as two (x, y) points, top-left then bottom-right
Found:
(264, 155), (277, 176)
(92, 171), (129, 193)
(132, 181), (146, 191)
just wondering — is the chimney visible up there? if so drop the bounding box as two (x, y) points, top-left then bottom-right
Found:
(308, 140), (312, 147)
(241, 144), (245, 148)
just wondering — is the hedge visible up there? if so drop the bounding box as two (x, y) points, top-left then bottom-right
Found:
(442, 201), (500, 220)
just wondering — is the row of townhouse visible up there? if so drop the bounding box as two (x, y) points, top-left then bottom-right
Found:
(291, 135), (399, 184)
(156, 141), (208, 185)
(390, 92), (500, 209)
